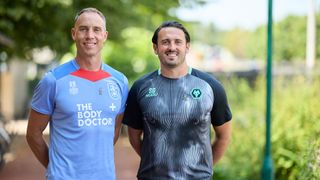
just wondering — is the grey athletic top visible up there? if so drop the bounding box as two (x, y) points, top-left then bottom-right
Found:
(123, 68), (232, 180)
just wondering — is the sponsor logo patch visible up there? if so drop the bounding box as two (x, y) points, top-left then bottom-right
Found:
(146, 87), (158, 97)
(190, 88), (202, 99)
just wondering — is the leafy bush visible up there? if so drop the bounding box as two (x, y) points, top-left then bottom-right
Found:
(213, 75), (320, 180)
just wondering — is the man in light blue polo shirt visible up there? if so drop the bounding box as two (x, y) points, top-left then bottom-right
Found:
(26, 7), (128, 180)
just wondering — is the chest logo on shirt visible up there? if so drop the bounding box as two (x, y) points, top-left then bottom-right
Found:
(76, 103), (113, 127)
(146, 87), (158, 97)
(69, 81), (78, 95)
(190, 88), (202, 99)
(107, 81), (120, 100)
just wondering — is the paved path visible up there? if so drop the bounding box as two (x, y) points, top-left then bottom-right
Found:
(0, 120), (139, 180)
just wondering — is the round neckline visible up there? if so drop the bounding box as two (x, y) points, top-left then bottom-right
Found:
(72, 59), (103, 72)
(157, 67), (192, 80)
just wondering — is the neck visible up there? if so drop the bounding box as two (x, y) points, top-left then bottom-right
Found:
(75, 56), (102, 71)
(160, 63), (190, 79)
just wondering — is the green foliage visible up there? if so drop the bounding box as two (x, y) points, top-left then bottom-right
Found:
(299, 137), (320, 179)
(213, 75), (320, 179)
(0, 0), (73, 59)
(273, 76), (319, 179)
(219, 25), (268, 61)
(316, 14), (320, 59)
(189, 23), (220, 46)
(1, 0), (206, 60)
(218, 14), (320, 62)
(213, 77), (265, 179)
(1, 0), (210, 84)
(245, 26), (266, 60)
(219, 28), (252, 58)
(273, 16), (307, 61)
(102, 27), (159, 84)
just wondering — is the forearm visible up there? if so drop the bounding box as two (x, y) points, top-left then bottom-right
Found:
(129, 137), (142, 156)
(113, 125), (121, 145)
(212, 121), (232, 165)
(211, 137), (230, 165)
(26, 134), (49, 168)
(114, 114), (124, 145)
(127, 127), (143, 157)
(113, 132), (120, 145)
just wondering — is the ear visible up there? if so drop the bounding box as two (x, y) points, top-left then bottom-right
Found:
(153, 44), (158, 55)
(104, 31), (108, 42)
(71, 28), (76, 40)
(186, 42), (190, 53)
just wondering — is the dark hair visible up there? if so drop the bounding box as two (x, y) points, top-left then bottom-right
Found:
(152, 21), (191, 44)
(74, 7), (106, 30)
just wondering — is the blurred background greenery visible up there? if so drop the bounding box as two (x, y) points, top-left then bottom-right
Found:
(0, 0), (319, 179)
(213, 76), (320, 179)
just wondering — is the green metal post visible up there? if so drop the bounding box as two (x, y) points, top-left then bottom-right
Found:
(261, 0), (274, 179)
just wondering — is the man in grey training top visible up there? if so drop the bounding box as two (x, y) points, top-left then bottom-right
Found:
(123, 21), (232, 179)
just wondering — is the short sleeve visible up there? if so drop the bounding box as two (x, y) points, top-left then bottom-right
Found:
(118, 74), (129, 114)
(122, 82), (143, 130)
(210, 81), (232, 126)
(31, 72), (56, 115)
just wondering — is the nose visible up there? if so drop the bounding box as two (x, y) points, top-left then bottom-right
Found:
(168, 41), (176, 50)
(86, 29), (94, 39)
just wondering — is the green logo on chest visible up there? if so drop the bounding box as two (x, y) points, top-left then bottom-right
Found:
(146, 87), (158, 97)
(190, 88), (202, 99)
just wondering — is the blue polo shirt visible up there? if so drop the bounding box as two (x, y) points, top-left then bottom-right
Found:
(31, 59), (128, 180)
